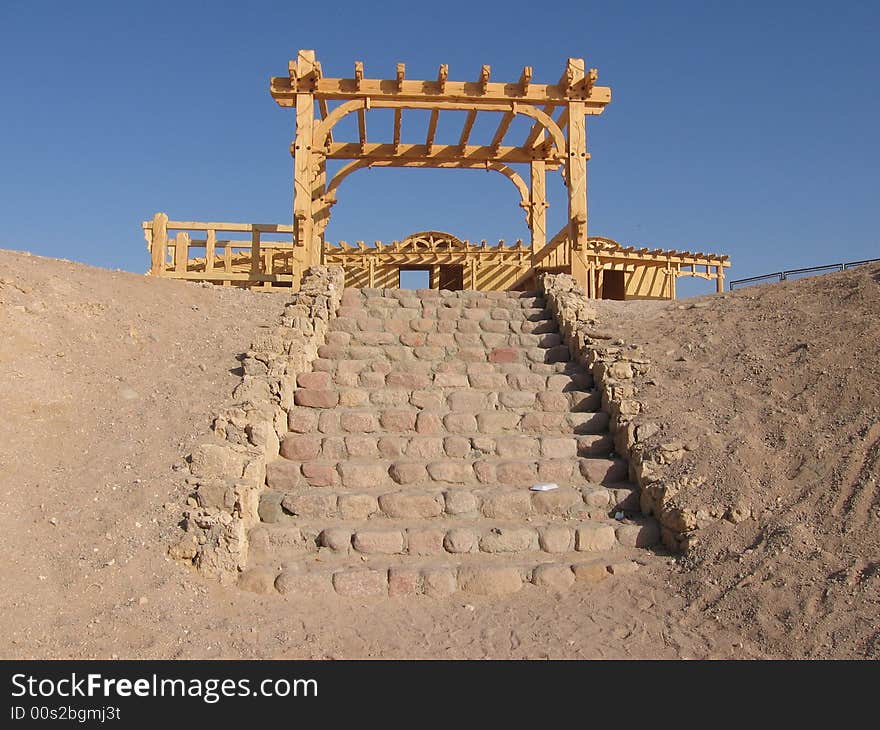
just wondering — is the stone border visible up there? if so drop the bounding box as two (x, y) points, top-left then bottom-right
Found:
(168, 266), (344, 582)
(538, 273), (696, 552)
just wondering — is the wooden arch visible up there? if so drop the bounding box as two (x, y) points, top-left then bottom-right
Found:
(324, 159), (531, 221)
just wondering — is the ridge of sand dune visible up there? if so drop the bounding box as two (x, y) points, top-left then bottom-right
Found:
(1, 248), (877, 658)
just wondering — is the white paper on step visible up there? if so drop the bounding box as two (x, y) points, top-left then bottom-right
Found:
(529, 483), (559, 492)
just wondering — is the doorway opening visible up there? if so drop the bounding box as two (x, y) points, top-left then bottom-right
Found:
(599, 269), (626, 300)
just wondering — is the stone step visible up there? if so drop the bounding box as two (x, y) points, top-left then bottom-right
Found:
(258, 482), (639, 523)
(266, 455), (628, 490)
(343, 293), (547, 309)
(308, 366), (593, 392)
(278, 432), (613, 462)
(314, 343), (571, 364)
(329, 310), (559, 335)
(240, 549), (643, 597)
(248, 515), (659, 564)
(286, 406), (610, 437)
(326, 330), (565, 350)
(346, 287), (540, 300)
(310, 357), (584, 378)
(292, 386), (599, 412)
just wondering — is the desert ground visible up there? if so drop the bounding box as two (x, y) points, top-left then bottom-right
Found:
(1, 248), (877, 659)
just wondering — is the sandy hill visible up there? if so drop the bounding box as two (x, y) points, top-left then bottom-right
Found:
(1, 247), (877, 658)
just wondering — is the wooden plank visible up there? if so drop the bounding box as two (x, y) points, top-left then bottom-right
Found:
(357, 106), (367, 150)
(270, 76), (612, 109)
(458, 110), (477, 148)
(529, 161), (547, 255)
(426, 109), (439, 152)
(149, 212), (168, 275)
(174, 232), (189, 272)
(393, 108), (402, 152)
(490, 111), (515, 150)
(205, 229), (215, 271)
(164, 221), (295, 233)
(324, 142), (561, 164)
(293, 50), (316, 256)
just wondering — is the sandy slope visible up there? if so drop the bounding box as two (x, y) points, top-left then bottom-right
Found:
(1, 248), (876, 659)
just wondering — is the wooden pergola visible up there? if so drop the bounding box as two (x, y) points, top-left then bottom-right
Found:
(269, 49), (611, 290)
(139, 51), (731, 299)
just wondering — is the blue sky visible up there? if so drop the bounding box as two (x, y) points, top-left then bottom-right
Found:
(1, 1), (877, 295)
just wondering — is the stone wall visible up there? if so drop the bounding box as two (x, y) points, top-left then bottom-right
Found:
(539, 273), (695, 552)
(168, 266), (344, 581)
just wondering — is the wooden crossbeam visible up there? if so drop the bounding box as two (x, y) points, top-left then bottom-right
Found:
(490, 111), (515, 151)
(320, 142), (562, 164)
(458, 110), (477, 149)
(271, 76), (612, 109)
(393, 108), (402, 152)
(357, 106), (367, 151)
(318, 98), (333, 143)
(426, 109), (439, 153)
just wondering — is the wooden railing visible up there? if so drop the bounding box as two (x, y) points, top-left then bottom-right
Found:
(142, 213), (298, 288)
(532, 224), (571, 272)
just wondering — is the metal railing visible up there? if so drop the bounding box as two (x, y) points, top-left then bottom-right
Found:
(729, 258), (880, 290)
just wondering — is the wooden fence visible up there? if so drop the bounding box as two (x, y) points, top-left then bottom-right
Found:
(142, 213), (298, 288)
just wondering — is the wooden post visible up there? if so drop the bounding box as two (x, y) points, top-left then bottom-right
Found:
(716, 264), (725, 293)
(174, 232), (189, 272)
(293, 50), (317, 268)
(313, 151), (327, 265)
(565, 59), (589, 289)
(150, 212), (168, 275)
(529, 160), (547, 258)
(205, 229), (216, 272)
(250, 228), (262, 279)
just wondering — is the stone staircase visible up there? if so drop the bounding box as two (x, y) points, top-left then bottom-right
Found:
(247, 287), (660, 597)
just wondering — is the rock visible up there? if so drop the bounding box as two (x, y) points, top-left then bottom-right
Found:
(332, 569), (388, 597)
(575, 524), (617, 552)
(378, 492), (444, 518)
(168, 534), (199, 561)
(572, 561), (609, 583)
(443, 528), (478, 553)
(615, 521), (661, 548)
(352, 529), (404, 554)
(533, 564), (575, 590)
(275, 570), (331, 596)
(237, 568), (276, 594)
(479, 527), (537, 553)
(457, 566), (523, 596)
(320, 528), (352, 552)
(423, 568), (457, 597)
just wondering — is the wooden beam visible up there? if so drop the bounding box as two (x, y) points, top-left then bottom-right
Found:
(393, 107), (402, 153)
(322, 141), (561, 164)
(519, 66), (532, 95)
(479, 65), (491, 93)
(458, 109), (477, 149)
(354, 60), (364, 90)
(490, 110), (515, 150)
(426, 109), (439, 153)
(270, 75), (612, 109)
(318, 97), (333, 143)
(357, 106), (367, 151)
(396, 63), (405, 91)
(438, 64), (448, 93)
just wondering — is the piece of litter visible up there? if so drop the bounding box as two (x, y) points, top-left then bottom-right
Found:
(530, 483), (559, 492)
(614, 511), (625, 520)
